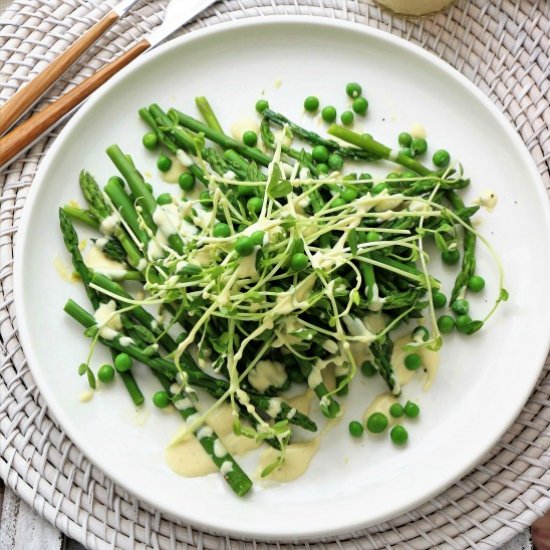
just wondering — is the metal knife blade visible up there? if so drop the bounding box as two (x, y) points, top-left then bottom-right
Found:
(146, 0), (219, 47)
(112, 0), (142, 17)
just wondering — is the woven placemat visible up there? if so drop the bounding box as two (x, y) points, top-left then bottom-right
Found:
(1, 1), (549, 548)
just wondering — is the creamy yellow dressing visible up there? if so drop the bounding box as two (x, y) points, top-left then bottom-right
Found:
(94, 300), (122, 340)
(160, 156), (186, 183)
(286, 390), (314, 415)
(53, 255), (80, 283)
(474, 190), (498, 212)
(85, 246), (127, 280)
(259, 439), (319, 482)
(421, 346), (440, 390)
(165, 404), (260, 478)
(248, 360), (287, 392)
(410, 123), (427, 138)
(79, 390), (94, 403)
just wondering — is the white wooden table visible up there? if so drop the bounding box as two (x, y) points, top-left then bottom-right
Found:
(0, 1), (537, 548)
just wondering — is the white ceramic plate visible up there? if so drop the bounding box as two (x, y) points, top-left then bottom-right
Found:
(14, 17), (550, 541)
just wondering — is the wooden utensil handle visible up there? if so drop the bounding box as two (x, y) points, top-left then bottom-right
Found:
(0, 10), (120, 135)
(0, 39), (150, 169)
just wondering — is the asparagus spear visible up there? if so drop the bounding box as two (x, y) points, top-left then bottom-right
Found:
(59, 209), (144, 405)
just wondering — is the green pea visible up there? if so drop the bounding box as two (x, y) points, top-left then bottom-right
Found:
(404, 353), (422, 371)
(411, 137), (428, 156)
(389, 403), (404, 418)
(247, 196), (263, 215)
(432, 291), (447, 309)
(352, 97), (368, 115)
(304, 95), (320, 112)
(361, 360), (377, 377)
(366, 231), (381, 243)
(402, 171), (417, 179)
(360, 172), (373, 182)
(331, 197), (347, 208)
(437, 315), (455, 333)
(390, 425), (409, 445)
(341, 187), (358, 203)
(455, 314), (472, 333)
(199, 191), (212, 208)
(386, 172), (401, 181)
(328, 153), (344, 171)
(237, 184), (256, 197)
(250, 231), (265, 246)
(451, 299), (470, 315)
(97, 364), (115, 383)
(114, 353), (133, 372)
(432, 149), (450, 167)
(157, 154), (172, 172)
(371, 182), (388, 195)
(242, 130), (258, 147)
(290, 252), (308, 272)
(398, 132), (412, 147)
(321, 106), (337, 123)
(341, 110), (354, 126)
(349, 420), (364, 437)
(312, 145), (329, 163)
(213, 223), (231, 238)
(316, 163), (329, 175)
(153, 390), (170, 408)
(234, 237), (254, 256)
(142, 132), (158, 150)
(108, 176), (125, 188)
(442, 249), (460, 264)
(178, 172), (195, 191)
(366, 412), (389, 434)
(412, 326), (430, 342)
(346, 82), (362, 98)
(400, 147), (413, 158)
(468, 275), (486, 292)
(157, 193), (172, 206)
(255, 99), (269, 113)
(404, 400), (420, 418)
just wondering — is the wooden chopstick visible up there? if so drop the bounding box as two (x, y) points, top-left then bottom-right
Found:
(0, 10), (124, 135)
(0, 39), (151, 169)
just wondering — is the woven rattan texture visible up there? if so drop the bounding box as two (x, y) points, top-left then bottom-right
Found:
(1, 1), (549, 548)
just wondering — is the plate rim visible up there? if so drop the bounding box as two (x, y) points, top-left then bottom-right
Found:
(12, 14), (550, 541)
